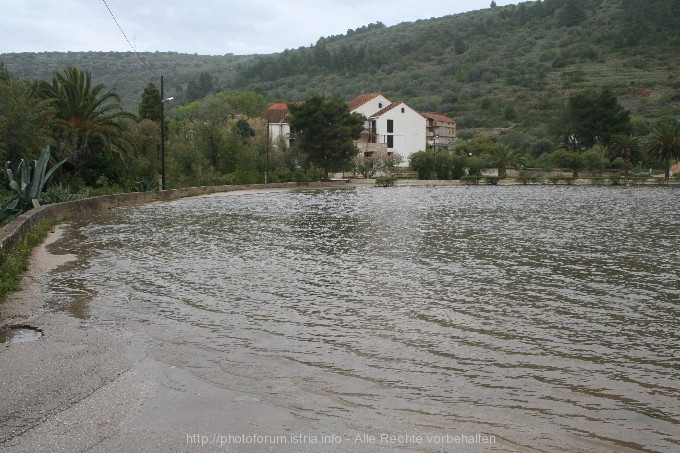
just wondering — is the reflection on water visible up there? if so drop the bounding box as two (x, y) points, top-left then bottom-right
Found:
(45, 227), (95, 320)
(0, 326), (43, 344)
(49, 186), (679, 451)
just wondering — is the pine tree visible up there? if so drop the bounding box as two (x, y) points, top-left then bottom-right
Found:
(139, 83), (162, 122)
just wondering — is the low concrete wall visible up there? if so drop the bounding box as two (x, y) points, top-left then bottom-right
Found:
(0, 182), (311, 255)
(0, 191), (154, 254)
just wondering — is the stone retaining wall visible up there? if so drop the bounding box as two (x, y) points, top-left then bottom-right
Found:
(0, 182), (314, 254)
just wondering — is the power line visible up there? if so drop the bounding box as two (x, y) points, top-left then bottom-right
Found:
(100, 0), (183, 95)
(100, 0), (159, 78)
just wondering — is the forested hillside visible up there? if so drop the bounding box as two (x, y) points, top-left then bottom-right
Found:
(0, 51), (253, 108)
(1, 0), (679, 147)
(230, 0), (680, 139)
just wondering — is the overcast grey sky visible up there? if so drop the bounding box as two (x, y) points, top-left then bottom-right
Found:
(0, 1), (517, 56)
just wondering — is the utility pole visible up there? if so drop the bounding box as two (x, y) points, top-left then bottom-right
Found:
(265, 114), (270, 184)
(160, 75), (166, 191)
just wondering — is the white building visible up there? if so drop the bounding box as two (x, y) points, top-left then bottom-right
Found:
(348, 94), (426, 166)
(267, 95), (430, 167)
(267, 102), (291, 148)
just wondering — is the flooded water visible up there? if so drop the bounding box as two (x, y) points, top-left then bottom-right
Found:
(0, 326), (43, 344)
(47, 186), (679, 451)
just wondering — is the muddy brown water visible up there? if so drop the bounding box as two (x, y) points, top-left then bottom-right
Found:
(43, 186), (679, 451)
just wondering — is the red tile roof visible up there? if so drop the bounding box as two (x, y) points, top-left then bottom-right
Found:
(267, 102), (290, 123)
(371, 101), (404, 117)
(347, 93), (382, 111)
(422, 112), (455, 123)
(370, 101), (427, 118)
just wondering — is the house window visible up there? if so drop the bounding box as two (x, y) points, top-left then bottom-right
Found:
(387, 135), (394, 148)
(387, 119), (393, 133)
(401, 107), (405, 113)
(378, 102), (383, 108)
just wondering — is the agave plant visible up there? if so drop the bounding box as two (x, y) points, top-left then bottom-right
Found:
(1, 145), (67, 221)
(135, 179), (154, 192)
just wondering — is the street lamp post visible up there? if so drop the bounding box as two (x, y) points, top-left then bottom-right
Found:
(160, 75), (165, 191)
(265, 114), (270, 184)
(160, 75), (174, 191)
(429, 135), (438, 179)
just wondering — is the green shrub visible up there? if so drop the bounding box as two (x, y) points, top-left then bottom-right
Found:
(0, 219), (58, 302)
(42, 183), (91, 203)
(135, 180), (154, 192)
(409, 151), (433, 179)
(461, 175), (481, 185)
(516, 171), (541, 184)
(375, 176), (398, 187)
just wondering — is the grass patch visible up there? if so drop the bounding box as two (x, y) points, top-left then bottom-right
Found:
(0, 219), (59, 303)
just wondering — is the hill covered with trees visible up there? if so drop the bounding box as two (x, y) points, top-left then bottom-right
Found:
(231, 0), (679, 140)
(1, 0), (679, 193)
(2, 1), (679, 139)
(0, 51), (253, 108)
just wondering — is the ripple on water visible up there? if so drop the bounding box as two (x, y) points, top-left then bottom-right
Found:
(50, 186), (680, 451)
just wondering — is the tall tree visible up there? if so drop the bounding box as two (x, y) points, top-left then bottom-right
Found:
(560, 88), (630, 151)
(186, 72), (214, 102)
(139, 82), (162, 122)
(234, 118), (255, 143)
(610, 134), (641, 177)
(32, 67), (136, 183)
(556, 0), (587, 27)
(0, 61), (11, 83)
(647, 120), (680, 179)
(486, 143), (525, 179)
(288, 94), (365, 175)
(175, 91), (267, 123)
(0, 70), (50, 162)
(618, 0), (680, 45)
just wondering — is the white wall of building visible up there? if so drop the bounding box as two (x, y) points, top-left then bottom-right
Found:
(268, 123), (291, 147)
(373, 103), (426, 166)
(351, 94), (391, 119)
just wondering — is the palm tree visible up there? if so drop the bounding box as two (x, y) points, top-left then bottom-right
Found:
(487, 143), (525, 179)
(647, 120), (680, 179)
(610, 134), (641, 177)
(32, 67), (136, 174)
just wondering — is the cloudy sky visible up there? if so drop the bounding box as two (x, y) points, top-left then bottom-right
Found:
(1, 0), (516, 56)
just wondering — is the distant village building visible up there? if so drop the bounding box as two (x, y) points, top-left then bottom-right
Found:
(347, 93), (392, 119)
(267, 102), (292, 148)
(348, 93), (426, 166)
(267, 94), (455, 167)
(422, 112), (457, 150)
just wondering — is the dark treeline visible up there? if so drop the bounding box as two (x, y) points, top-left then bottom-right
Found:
(235, 0), (680, 84)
